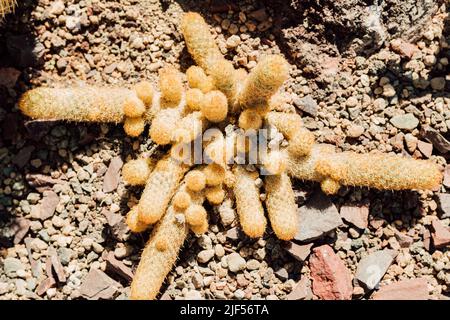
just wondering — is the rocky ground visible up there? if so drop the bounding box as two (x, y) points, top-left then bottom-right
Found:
(0, 0), (449, 300)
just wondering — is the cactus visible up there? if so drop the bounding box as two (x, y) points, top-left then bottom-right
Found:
(0, 0), (16, 19)
(18, 11), (444, 301)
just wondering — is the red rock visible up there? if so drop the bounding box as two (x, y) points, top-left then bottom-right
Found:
(431, 219), (450, 248)
(423, 229), (431, 251)
(417, 140), (433, 158)
(49, 246), (66, 283)
(340, 204), (369, 229)
(372, 278), (429, 300)
(443, 165), (450, 188)
(394, 230), (413, 248)
(390, 39), (420, 59)
(26, 173), (64, 192)
(284, 242), (313, 262)
(0, 68), (21, 88)
(369, 217), (385, 230)
(309, 245), (353, 300)
(36, 277), (56, 296)
(104, 251), (134, 283)
(103, 156), (123, 193)
(438, 193), (450, 218)
(287, 277), (311, 300)
(34, 191), (60, 220)
(24, 237), (42, 278)
(12, 218), (30, 244)
(79, 268), (122, 300)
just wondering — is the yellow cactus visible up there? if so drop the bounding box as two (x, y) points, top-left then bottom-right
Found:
(288, 128), (315, 157)
(124, 116), (145, 137)
(203, 163), (225, 186)
(122, 158), (154, 186)
(186, 88), (204, 111)
(238, 109), (263, 130)
(205, 185), (225, 205)
(138, 154), (189, 225)
(265, 173), (298, 240)
(173, 111), (206, 144)
(1, 0), (16, 19)
(201, 90), (228, 123)
(209, 59), (238, 108)
(159, 66), (183, 106)
(133, 81), (154, 107)
(123, 96), (146, 118)
(126, 206), (148, 233)
(185, 169), (207, 192)
(19, 87), (137, 123)
(173, 191), (191, 210)
(263, 150), (287, 176)
(238, 55), (289, 110)
(233, 166), (266, 238)
(149, 107), (183, 145)
(186, 66), (214, 93)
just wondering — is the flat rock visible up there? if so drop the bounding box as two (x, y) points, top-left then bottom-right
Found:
(36, 277), (56, 296)
(283, 242), (313, 262)
(287, 277), (312, 300)
(390, 39), (419, 59)
(294, 95), (318, 117)
(26, 173), (64, 192)
(48, 247), (66, 283)
(103, 157), (123, 193)
(437, 193), (450, 219)
(421, 125), (450, 154)
(390, 114), (419, 130)
(431, 219), (450, 248)
(197, 249), (215, 264)
(309, 245), (353, 300)
(11, 218), (30, 244)
(372, 278), (429, 300)
(355, 250), (397, 290)
(32, 191), (60, 220)
(295, 191), (343, 241)
(225, 227), (239, 240)
(104, 252), (134, 283)
(79, 268), (122, 300)
(417, 140), (433, 158)
(340, 204), (369, 229)
(394, 231), (414, 248)
(12, 146), (35, 168)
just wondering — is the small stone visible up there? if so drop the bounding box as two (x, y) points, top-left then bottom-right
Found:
(283, 242), (313, 262)
(340, 204), (369, 229)
(248, 8), (268, 22)
(404, 133), (418, 153)
(234, 289), (245, 299)
(275, 268), (289, 281)
(431, 220), (450, 248)
(226, 227), (239, 240)
(48, 1), (65, 15)
(294, 95), (318, 117)
(197, 249), (215, 264)
(390, 39), (419, 59)
(215, 244), (225, 258)
(227, 253), (246, 273)
(287, 277), (311, 300)
(79, 268), (122, 300)
(382, 84), (396, 97)
(226, 35), (241, 48)
(417, 140), (433, 158)
(295, 191), (343, 241)
(309, 245), (352, 300)
(355, 250), (397, 290)
(103, 157), (123, 193)
(421, 125), (450, 154)
(394, 231), (414, 248)
(347, 125), (364, 138)
(104, 252), (134, 282)
(430, 77), (446, 91)
(437, 193), (450, 218)
(114, 246), (130, 259)
(13, 146), (35, 168)
(184, 290), (202, 300)
(30, 238), (48, 251)
(12, 218), (30, 245)
(390, 114), (419, 130)
(192, 273), (203, 289)
(246, 259), (260, 270)
(49, 246), (66, 283)
(4, 257), (23, 277)
(0, 282), (9, 295)
(372, 278), (428, 300)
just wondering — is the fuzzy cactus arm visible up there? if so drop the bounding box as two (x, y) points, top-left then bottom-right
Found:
(0, 0), (16, 19)
(131, 193), (189, 300)
(180, 12), (223, 74)
(138, 153), (190, 225)
(233, 165), (266, 238)
(19, 87), (139, 123)
(122, 158), (155, 186)
(266, 111), (303, 139)
(149, 107), (184, 145)
(264, 173), (299, 240)
(238, 55), (289, 111)
(173, 111), (207, 144)
(315, 151), (443, 191)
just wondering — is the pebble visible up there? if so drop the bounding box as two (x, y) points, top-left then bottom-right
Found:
(197, 249), (215, 264)
(355, 250), (397, 290)
(390, 114), (419, 130)
(226, 35), (241, 49)
(246, 259), (260, 270)
(430, 77), (445, 90)
(347, 125), (364, 138)
(227, 253), (246, 273)
(4, 257), (24, 277)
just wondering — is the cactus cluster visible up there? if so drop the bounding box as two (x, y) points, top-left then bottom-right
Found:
(18, 12), (444, 300)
